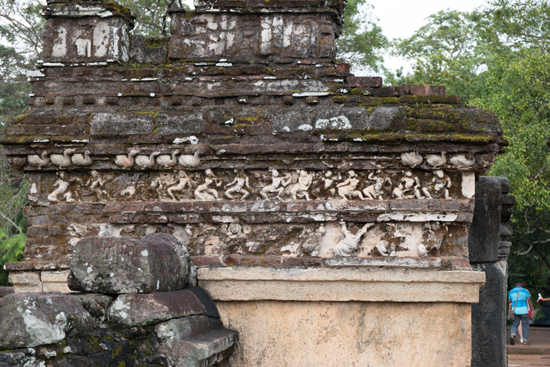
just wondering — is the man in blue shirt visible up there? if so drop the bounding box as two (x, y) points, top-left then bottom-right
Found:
(508, 279), (536, 345)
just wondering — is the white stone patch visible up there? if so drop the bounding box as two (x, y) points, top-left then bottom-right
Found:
(52, 27), (67, 58)
(26, 70), (45, 78)
(141, 250), (149, 257)
(298, 124), (313, 132)
(33, 139), (49, 143)
(71, 139), (89, 143)
(377, 212), (459, 222)
(93, 22), (110, 58)
(225, 118), (234, 125)
(292, 92), (330, 97)
(263, 76), (276, 80)
(283, 126), (290, 132)
(87, 62), (107, 66)
(315, 115), (352, 130)
(260, 16), (272, 55)
(461, 172), (475, 199)
(22, 311), (67, 347)
(150, 93), (155, 97)
(173, 136), (199, 144)
(30, 183), (38, 195)
(216, 62), (233, 67)
(75, 39), (91, 57)
(42, 63), (64, 67)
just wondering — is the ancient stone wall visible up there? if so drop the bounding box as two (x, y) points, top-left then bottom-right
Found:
(1, 0), (505, 364)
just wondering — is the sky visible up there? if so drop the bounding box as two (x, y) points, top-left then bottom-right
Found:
(365, 0), (487, 75)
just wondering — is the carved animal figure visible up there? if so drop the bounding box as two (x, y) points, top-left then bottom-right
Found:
(71, 151), (93, 166)
(400, 152), (423, 168)
(28, 151), (50, 169)
(135, 152), (161, 170)
(156, 150), (180, 168)
(332, 222), (374, 257)
(179, 151), (201, 168)
(50, 149), (77, 169)
(114, 149), (140, 169)
(449, 154), (475, 169)
(425, 152), (446, 169)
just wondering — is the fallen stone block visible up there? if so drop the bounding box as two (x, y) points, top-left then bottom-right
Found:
(0, 293), (94, 349)
(152, 315), (239, 367)
(108, 289), (207, 328)
(69, 233), (191, 294)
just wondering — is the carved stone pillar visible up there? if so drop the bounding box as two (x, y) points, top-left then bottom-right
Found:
(2, 0), (506, 365)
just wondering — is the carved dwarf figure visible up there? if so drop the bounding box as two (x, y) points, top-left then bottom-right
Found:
(260, 169), (291, 201)
(287, 170), (314, 201)
(194, 169), (222, 201)
(337, 170), (365, 200)
(425, 170), (452, 200)
(225, 169), (251, 200)
(167, 171), (194, 201)
(48, 172), (80, 203)
(85, 170), (109, 203)
(363, 170), (392, 200)
(332, 222), (374, 257)
(393, 171), (425, 200)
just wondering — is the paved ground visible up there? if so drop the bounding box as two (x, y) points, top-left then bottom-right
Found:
(508, 327), (550, 367)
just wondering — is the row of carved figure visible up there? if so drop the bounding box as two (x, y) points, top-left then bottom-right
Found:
(27, 149), (201, 169)
(400, 151), (491, 169)
(43, 168), (456, 203)
(27, 149), (485, 171)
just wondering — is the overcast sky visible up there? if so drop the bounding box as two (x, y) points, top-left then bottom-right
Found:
(365, 0), (487, 75)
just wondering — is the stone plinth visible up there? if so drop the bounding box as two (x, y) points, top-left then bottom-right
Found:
(199, 267), (484, 367)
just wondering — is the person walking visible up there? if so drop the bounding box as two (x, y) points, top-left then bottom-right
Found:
(509, 279), (536, 345)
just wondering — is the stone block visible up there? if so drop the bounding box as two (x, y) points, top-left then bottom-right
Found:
(152, 315), (238, 367)
(74, 293), (114, 326)
(91, 113), (154, 136)
(0, 293), (93, 349)
(69, 233), (191, 294)
(9, 271), (42, 293)
(108, 289), (206, 328)
(471, 261), (507, 367)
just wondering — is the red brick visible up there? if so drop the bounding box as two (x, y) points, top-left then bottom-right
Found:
(347, 76), (383, 88)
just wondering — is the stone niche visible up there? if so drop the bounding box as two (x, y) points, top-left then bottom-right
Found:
(2, 0), (504, 365)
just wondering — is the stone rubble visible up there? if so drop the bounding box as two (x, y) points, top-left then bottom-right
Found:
(0, 234), (238, 367)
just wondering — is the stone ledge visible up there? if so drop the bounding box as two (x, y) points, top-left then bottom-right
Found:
(198, 267), (485, 303)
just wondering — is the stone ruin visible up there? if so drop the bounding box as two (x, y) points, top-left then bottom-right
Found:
(0, 233), (238, 366)
(0, 0), (509, 364)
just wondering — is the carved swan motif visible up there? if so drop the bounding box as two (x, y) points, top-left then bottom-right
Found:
(114, 149), (140, 169)
(50, 148), (76, 169)
(135, 152), (160, 170)
(425, 152), (446, 169)
(71, 151), (93, 166)
(449, 154), (475, 169)
(400, 152), (423, 168)
(156, 150), (180, 168)
(28, 151), (50, 169)
(178, 151), (201, 168)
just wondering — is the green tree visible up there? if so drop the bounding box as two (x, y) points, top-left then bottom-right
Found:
(389, 0), (550, 294)
(336, 0), (389, 73)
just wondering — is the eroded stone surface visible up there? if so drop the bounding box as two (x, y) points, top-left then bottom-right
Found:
(0, 293), (94, 349)
(108, 289), (206, 328)
(69, 233), (190, 294)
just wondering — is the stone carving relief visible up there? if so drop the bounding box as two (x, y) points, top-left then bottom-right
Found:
(50, 148), (76, 169)
(425, 152), (446, 169)
(114, 149), (140, 169)
(71, 151), (93, 166)
(39, 168), (466, 204)
(400, 152), (423, 168)
(28, 151), (50, 169)
(332, 222), (374, 257)
(135, 152), (160, 170)
(47, 172), (81, 202)
(449, 154), (475, 169)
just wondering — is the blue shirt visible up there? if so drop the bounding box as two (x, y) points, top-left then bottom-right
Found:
(508, 287), (531, 315)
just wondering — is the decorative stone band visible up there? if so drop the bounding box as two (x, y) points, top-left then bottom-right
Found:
(198, 267), (485, 303)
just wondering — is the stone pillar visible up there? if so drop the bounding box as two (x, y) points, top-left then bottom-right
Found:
(469, 177), (515, 367)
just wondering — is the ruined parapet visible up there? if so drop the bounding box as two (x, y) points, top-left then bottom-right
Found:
(0, 234), (238, 367)
(1, 0), (506, 364)
(469, 177), (515, 367)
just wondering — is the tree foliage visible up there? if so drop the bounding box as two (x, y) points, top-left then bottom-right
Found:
(389, 0), (550, 294)
(336, 0), (388, 73)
